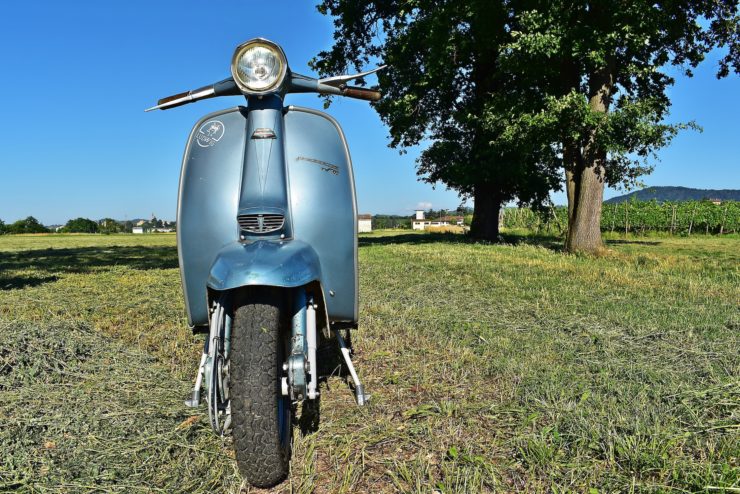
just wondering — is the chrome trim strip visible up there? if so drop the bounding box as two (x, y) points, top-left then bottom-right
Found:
(318, 65), (387, 88)
(145, 87), (216, 112)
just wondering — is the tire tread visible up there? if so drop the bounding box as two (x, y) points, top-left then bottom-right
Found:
(230, 292), (289, 487)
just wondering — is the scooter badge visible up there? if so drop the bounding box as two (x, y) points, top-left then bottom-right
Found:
(196, 120), (225, 147)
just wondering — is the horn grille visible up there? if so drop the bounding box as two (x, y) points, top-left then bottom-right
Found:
(237, 214), (285, 234)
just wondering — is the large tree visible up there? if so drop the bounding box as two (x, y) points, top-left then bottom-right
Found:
(503, 0), (739, 252)
(312, 0), (561, 240)
(314, 0), (738, 251)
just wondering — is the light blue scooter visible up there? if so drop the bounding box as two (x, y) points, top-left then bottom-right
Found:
(147, 38), (382, 487)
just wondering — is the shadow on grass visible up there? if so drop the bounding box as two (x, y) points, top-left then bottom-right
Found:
(605, 239), (662, 246)
(1, 275), (60, 290)
(359, 232), (470, 246)
(360, 231), (565, 251)
(0, 246), (178, 290)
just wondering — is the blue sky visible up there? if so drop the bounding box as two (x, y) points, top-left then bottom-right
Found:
(0, 1), (737, 225)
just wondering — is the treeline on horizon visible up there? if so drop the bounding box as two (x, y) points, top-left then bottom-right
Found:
(0, 216), (174, 235)
(2, 201), (738, 235)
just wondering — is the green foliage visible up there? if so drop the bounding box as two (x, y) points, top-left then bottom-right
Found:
(372, 215), (411, 229)
(312, 0), (563, 223)
(0, 219), (5, 235)
(6, 216), (49, 234)
(503, 200), (740, 235)
(98, 218), (123, 234)
(494, 0), (737, 188)
(314, 1), (739, 245)
(61, 217), (98, 234)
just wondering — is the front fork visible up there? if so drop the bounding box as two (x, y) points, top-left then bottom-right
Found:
(283, 290), (318, 401)
(185, 287), (368, 435)
(283, 290), (368, 405)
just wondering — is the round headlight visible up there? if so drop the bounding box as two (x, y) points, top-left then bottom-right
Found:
(231, 39), (287, 93)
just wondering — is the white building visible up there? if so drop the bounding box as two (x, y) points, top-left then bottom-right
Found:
(358, 214), (372, 233)
(132, 226), (145, 234)
(412, 210), (464, 230)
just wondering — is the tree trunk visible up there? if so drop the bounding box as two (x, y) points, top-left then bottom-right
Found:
(564, 70), (612, 254)
(470, 183), (501, 241)
(565, 168), (577, 227)
(565, 160), (605, 253)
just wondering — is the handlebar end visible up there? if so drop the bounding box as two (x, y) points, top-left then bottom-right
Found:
(342, 86), (382, 102)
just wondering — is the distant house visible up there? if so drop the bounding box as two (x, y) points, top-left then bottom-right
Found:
(135, 220), (147, 227)
(132, 226), (145, 234)
(358, 214), (372, 233)
(709, 198), (722, 205)
(411, 210), (463, 230)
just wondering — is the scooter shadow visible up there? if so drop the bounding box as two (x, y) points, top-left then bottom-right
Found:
(297, 329), (354, 435)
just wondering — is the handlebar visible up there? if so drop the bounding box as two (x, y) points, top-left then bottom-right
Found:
(146, 70), (383, 111)
(145, 78), (240, 112)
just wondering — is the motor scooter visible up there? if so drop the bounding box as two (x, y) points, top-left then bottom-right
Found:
(146, 38), (382, 487)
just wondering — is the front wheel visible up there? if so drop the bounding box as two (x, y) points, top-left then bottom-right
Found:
(229, 290), (291, 488)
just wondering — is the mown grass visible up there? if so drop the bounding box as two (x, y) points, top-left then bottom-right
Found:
(0, 231), (737, 493)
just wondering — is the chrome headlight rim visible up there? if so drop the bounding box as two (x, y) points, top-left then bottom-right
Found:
(230, 38), (288, 95)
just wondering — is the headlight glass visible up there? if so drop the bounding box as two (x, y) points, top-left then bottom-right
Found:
(232, 41), (286, 92)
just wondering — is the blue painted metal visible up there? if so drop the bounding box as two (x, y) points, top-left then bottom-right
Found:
(177, 108), (247, 326)
(206, 239), (322, 291)
(237, 96), (293, 240)
(284, 107), (358, 322)
(178, 99), (358, 328)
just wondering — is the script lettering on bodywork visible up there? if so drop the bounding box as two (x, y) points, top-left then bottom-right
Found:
(296, 156), (339, 175)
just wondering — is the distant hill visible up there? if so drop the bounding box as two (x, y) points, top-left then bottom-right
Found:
(605, 186), (740, 204)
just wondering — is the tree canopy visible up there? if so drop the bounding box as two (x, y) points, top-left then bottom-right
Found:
(6, 216), (49, 234)
(313, 0), (563, 239)
(496, 0), (739, 251)
(62, 217), (99, 234)
(313, 0), (739, 250)
(98, 218), (123, 234)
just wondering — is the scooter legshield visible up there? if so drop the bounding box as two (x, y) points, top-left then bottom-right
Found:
(177, 105), (358, 329)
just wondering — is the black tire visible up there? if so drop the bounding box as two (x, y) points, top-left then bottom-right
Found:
(230, 290), (291, 487)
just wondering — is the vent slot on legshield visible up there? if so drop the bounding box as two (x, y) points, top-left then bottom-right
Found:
(237, 214), (285, 234)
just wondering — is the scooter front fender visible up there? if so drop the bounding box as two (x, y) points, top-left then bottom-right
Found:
(207, 240), (322, 291)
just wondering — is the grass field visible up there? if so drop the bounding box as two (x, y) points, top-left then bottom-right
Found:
(0, 231), (738, 493)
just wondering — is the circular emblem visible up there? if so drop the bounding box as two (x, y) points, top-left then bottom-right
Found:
(196, 120), (225, 147)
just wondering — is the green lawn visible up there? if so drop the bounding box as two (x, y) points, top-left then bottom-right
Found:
(0, 232), (737, 493)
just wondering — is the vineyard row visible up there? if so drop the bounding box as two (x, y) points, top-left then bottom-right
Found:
(501, 201), (740, 234)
